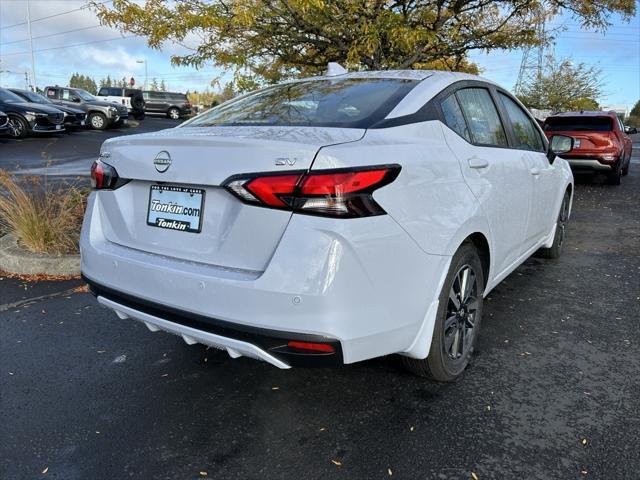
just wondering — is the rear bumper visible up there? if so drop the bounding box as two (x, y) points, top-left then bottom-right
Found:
(80, 192), (449, 368)
(563, 158), (614, 171)
(84, 276), (343, 368)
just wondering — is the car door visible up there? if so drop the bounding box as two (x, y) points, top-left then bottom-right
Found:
(496, 91), (557, 246)
(145, 92), (166, 113)
(439, 85), (532, 275)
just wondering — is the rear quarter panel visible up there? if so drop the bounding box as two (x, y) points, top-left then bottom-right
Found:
(311, 121), (490, 258)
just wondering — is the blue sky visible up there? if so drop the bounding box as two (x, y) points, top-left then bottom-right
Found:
(1, 0), (639, 109)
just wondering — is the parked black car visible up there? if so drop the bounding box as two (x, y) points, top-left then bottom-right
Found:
(9, 88), (87, 129)
(43, 86), (128, 130)
(0, 110), (9, 134)
(142, 91), (192, 119)
(0, 88), (65, 138)
(96, 87), (146, 120)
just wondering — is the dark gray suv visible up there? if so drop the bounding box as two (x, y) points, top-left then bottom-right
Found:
(142, 91), (192, 119)
(43, 86), (128, 130)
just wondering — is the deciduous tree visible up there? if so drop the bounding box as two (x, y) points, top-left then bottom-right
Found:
(93, 0), (635, 89)
(517, 58), (603, 112)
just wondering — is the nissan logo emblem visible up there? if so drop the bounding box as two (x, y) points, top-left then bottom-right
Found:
(154, 151), (171, 173)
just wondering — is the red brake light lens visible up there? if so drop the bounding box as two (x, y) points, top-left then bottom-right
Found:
(90, 159), (127, 190)
(224, 165), (400, 218)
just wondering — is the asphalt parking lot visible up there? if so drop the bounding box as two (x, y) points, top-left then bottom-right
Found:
(1, 131), (639, 479)
(0, 116), (182, 184)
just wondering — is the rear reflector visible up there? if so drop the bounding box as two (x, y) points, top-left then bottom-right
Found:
(287, 341), (335, 353)
(223, 165), (400, 218)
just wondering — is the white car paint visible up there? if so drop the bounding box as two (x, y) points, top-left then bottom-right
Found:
(80, 70), (573, 370)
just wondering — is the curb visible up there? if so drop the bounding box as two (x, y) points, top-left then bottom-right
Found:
(0, 234), (80, 276)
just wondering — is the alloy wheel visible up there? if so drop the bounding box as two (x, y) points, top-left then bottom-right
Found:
(557, 196), (569, 248)
(8, 118), (23, 138)
(444, 265), (479, 360)
(92, 115), (104, 129)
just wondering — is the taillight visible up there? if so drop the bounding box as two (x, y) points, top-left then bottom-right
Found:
(90, 159), (128, 190)
(223, 165), (400, 218)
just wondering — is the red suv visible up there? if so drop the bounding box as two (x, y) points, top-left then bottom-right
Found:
(543, 111), (633, 185)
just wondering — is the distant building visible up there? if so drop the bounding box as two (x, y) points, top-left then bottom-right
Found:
(602, 105), (629, 119)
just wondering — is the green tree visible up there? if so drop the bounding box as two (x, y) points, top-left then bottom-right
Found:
(517, 58), (603, 112)
(99, 75), (113, 88)
(630, 100), (640, 117)
(627, 100), (640, 128)
(159, 79), (166, 91)
(150, 77), (159, 91)
(69, 73), (98, 94)
(93, 0), (635, 89)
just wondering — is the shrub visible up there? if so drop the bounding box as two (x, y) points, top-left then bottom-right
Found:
(0, 172), (87, 255)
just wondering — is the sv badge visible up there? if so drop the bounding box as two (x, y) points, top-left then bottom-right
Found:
(275, 157), (297, 166)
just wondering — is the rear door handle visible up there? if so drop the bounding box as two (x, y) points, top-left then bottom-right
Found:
(530, 167), (540, 176)
(468, 157), (489, 169)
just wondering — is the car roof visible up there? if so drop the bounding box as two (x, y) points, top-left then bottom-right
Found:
(548, 111), (616, 118)
(297, 69), (495, 85)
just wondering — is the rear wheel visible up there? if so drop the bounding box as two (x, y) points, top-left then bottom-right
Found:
(7, 115), (29, 139)
(89, 112), (107, 130)
(167, 107), (180, 120)
(607, 162), (622, 185)
(402, 243), (484, 382)
(622, 157), (630, 176)
(537, 190), (570, 259)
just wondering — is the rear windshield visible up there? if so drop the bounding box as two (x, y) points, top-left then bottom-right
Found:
(184, 78), (417, 129)
(544, 117), (613, 132)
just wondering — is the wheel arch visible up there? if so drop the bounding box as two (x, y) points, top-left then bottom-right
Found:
(464, 232), (491, 290)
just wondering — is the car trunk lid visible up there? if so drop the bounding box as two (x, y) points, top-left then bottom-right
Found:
(95, 126), (364, 272)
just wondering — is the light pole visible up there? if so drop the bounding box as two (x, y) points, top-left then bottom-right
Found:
(26, 0), (37, 91)
(136, 59), (147, 90)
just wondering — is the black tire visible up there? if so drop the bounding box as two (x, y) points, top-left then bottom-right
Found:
(130, 93), (145, 110)
(167, 107), (180, 120)
(133, 112), (145, 120)
(402, 242), (484, 381)
(7, 115), (29, 139)
(537, 190), (570, 259)
(607, 162), (622, 185)
(622, 157), (630, 176)
(88, 112), (108, 130)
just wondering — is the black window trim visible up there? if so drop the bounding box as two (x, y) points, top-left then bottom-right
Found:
(370, 79), (551, 155)
(493, 88), (547, 154)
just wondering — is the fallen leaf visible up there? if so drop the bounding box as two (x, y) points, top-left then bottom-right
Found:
(8, 372), (14, 376)
(42, 467), (48, 474)
(161, 373), (169, 377)
(388, 467), (393, 476)
(581, 438), (588, 446)
(271, 386), (280, 390)
(410, 426), (414, 432)
(199, 472), (207, 476)
(331, 460), (342, 466)
(319, 427), (326, 432)
(73, 284), (90, 293)
(471, 472), (478, 480)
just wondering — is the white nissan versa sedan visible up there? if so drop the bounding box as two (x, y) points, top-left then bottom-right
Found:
(81, 70), (575, 381)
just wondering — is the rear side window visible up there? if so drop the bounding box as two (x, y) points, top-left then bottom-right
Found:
(441, 94), (471, 141)
(544, 117), (613, 132)
(46, 88), (58, 99)
(456, 88), (508, 147)
(498, 93), (544, 151)
(150, 92), (167, 100)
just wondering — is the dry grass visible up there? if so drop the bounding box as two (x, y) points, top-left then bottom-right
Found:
(0, 171), (87, 255)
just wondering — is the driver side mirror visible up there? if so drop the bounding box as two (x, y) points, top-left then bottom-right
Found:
(71, 96), (81, 103)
